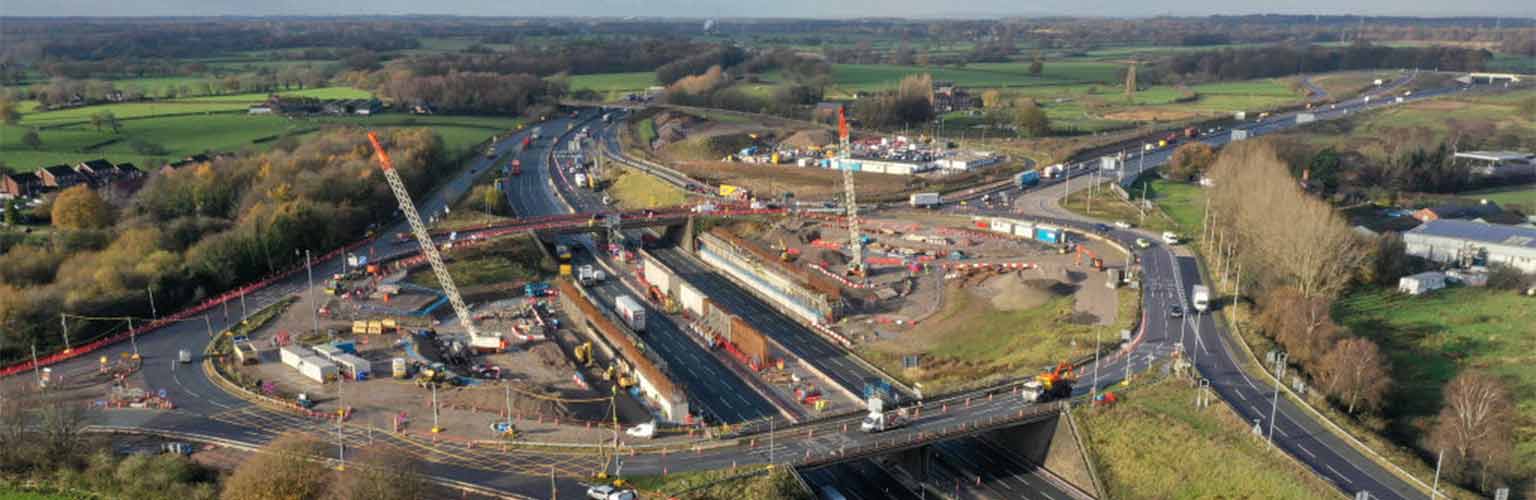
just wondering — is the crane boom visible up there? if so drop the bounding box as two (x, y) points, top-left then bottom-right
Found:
(838, 106), (864, 277)
(367, 131), (483, 339)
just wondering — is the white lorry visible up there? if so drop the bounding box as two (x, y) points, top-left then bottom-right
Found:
(1192, 285), (1210, 312)
(859, 408), (908, 433)
(574, 173), (588, 189)
(909, 192), (941, 208)
(577, 265), (606, 285)
(614, 295), (645, 332)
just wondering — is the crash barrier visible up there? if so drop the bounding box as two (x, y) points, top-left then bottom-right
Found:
(0, 237), (375, 378)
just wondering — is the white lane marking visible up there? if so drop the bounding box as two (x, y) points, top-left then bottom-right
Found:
(1326, 464), (1352, 485)
(1298, 444), (1317, 458)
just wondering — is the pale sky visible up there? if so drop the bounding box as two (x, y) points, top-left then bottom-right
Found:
(7, 0), (1534, 19)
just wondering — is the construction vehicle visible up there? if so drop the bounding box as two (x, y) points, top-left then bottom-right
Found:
(1075, 245), (1105, 272)
(367, 132), (503, 352)
(578, 265), (605, 285)
(573, 342), (594, 366)
(860, 407), (909, 433)
(415, 364), (451, 388)
(556, 244), (573, 262)
(777, 238), (800, 262)
(1021, 361), (1076, 403)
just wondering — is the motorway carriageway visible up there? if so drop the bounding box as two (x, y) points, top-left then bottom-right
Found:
(520, 116), (783, 425)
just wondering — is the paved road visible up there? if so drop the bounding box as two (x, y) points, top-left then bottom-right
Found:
(801, 459), (924, 500)
(531, 122), (783, 425)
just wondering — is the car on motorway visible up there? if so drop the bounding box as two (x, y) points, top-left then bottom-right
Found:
(1134, 238), (1151, 249)
(1094, 223), (1111, 233)
(1114, 220), (1132, 229)
(1169, 305), (1184, 318)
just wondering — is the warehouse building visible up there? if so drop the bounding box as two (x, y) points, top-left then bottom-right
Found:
(1403, 219), (1536, 273)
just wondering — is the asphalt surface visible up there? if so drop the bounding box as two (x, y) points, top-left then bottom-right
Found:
(801, 459), (925, 500)
(532, 121), (783, 425)
(28, 74), (1512, 498)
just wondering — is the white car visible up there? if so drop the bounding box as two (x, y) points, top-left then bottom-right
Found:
(625, 422), (656, 439)
(587, 485), (636, 500)
(1162, 231), (1179, 245)
(1134, 238), (1151, 249)
(1113, 221), (1132, 229)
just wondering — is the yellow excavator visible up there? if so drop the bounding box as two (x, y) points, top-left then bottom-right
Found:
(573, 342), (594, 366)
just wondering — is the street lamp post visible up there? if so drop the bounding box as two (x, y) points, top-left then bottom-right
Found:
(1091, 330), (1101, 401)
(1268, 351), (1288, 447)
(147, 286), (158, 320)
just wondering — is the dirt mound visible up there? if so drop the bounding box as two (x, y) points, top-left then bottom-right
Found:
(781, 129), (835, 149)
(980, 275), (1076, 311)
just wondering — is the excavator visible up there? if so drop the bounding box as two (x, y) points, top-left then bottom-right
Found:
(1074, 245), (1105, 272)
(1021, 361), (1076, 403)
(573, 341), (594, 367)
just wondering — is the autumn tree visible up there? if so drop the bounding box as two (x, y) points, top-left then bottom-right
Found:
(1257, 286), (1340, 367)
(1317, 337), (1390, 414)
(326, 445), (429, 500)
(221, 432), (330, 500)
(1206, 141), (1366, 301)
(51, 185), (114, 230)
(1013, 103), (1051, 137)
(1429, 371), (1515, 493)
(981, 89), (1003, 109)
(0, 97), (19, 125)
(1168, 142), (1216, 181)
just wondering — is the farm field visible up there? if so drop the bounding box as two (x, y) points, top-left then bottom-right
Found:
(568, 72), (657, 93)
(1458, 183), (1536, 209)
(1, 111), (523, 172)
(1079, 378), (1341, 499)
(1333, 287), (1536, 478)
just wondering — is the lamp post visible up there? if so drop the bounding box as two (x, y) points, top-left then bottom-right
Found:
(1268, 351), (1288, 447)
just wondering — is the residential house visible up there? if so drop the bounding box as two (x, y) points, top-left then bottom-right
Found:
(1404, 219), (1536, 273)
(36, 165), (86, 189)
(74, 159), (117, 184)
(1, 173), (42, 198)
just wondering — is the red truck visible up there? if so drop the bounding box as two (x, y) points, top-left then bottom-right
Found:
(520, 136), (532, 151)
(1183, 126), (1199, 138)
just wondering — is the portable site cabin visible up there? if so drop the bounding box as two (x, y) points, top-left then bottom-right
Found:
(332, 354), (372, 381)
(1398, 271), (1447, 295)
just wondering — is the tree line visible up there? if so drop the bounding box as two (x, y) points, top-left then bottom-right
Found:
(1203, 141), (1519, 495)
(0, 128), (448, 362)
(1140, 43), (1491, 84)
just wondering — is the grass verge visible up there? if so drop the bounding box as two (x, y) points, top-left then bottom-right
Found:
(626, 466), (810, 500)
(606, 166), (690, 209)
(1079, 377), (1341, 499)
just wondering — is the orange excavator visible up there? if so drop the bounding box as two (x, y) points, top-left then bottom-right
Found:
(1075, 245), (1105, 272)
(1022, 361), (1076, 403)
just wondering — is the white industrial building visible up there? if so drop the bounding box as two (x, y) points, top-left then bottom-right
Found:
(827, 157), (934, 176)
(934, 151), (1001, 171)
(1403, 219), (1536, 273)
(1453, 151), (1535, 177)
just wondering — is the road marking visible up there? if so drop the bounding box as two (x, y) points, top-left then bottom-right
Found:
(1326, 464), (1351, 484)
(1298, 444), (1316, 458)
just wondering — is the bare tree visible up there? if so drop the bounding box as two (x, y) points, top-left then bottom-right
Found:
(38, 395), (90, 465)
(1257, 287), (1340, 367)
(1207, 141), (1366, 301)
(1429, 371), (1515, 493)
(326, 445), (430, 500)
(221, 431), (331, 500)
(1317, 337), (1391, 414)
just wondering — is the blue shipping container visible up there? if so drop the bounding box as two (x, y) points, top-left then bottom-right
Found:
(1034, 227), (1060, 244)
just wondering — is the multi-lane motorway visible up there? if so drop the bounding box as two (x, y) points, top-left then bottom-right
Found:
(10, 73), (1511, 498)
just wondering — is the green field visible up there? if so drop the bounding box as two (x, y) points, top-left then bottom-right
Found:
(2, 110), (523, 172)
(815, 61), (1121, 95)
(1459, 183), (1536, 209)
(1134, 178), (1208, 233)
(1081, 378), (1341, 499)
(1333, 287), (1536, 475)
(171, 86), (372, 103)
(606, 166), (689, 209)
(568, 72), (657, 93)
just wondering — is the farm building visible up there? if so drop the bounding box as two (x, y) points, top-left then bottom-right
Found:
(1453, 150), (1535, 177)
(1404, 219), (1536, 273)
(1398, 271), (1447, 295)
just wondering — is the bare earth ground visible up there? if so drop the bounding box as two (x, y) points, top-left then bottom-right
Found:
(671, 160), (913, 200)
